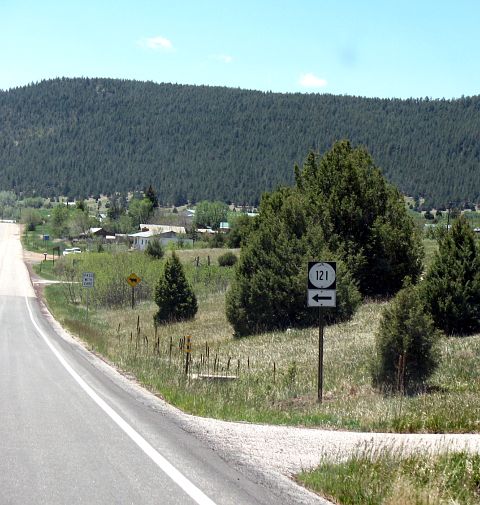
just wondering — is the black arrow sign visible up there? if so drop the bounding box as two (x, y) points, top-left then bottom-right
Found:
(312, 294), (333, 302)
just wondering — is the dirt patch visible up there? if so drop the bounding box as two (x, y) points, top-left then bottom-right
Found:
(23, 251), (55, 299)
(23, 250), (47, 265)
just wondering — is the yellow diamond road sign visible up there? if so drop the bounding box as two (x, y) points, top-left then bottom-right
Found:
(127, 273), (142, 288)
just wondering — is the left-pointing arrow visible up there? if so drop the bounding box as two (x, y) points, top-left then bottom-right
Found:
(312, 294), (332, 302)
(308, 289), (336, 307)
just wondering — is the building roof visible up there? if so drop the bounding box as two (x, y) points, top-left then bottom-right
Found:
(139, 224), (186, 234)
(129, 231), (155, 238)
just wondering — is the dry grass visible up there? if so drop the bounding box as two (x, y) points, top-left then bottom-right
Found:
(175, 247), (239, 265)
(40, 241), (480, 431)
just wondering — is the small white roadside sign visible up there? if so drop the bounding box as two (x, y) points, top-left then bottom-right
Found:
(82, 272), (95, 288)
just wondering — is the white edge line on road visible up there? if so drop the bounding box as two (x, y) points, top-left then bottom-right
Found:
(25, 296), (217, 505)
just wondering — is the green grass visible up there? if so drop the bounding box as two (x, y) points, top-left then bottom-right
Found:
(33, 259), (57, 280)
(43, 285), (111, 356)
(30, 238), (480, 432)
(298, 449), (480, 505)
(41, 275), (480, 432)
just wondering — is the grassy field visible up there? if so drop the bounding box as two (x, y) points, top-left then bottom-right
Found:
(30, 236), (480, 505)
(35, 242), (480, 433)
(298, 449), (480, 505)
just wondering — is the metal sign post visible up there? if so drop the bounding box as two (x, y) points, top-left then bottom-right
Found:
(308, 261), (336, 403)
(52, 246), (60, 266)
(318, 308), (324, 403)
(185, 335), (192, 375)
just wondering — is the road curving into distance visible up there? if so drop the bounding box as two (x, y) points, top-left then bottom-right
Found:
(0, 222), (327, 505)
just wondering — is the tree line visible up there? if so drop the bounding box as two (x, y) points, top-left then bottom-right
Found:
(0, 78), (479, 207)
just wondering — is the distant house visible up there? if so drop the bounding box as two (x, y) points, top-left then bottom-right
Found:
(219, 222), (230, 233)
(89, 227), (108, 238)
(129, 224), (192, 250)
(129, 230), (154, 251)
(139, 224), (186, 235)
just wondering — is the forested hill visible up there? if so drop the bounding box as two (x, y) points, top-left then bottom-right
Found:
(0, 77), (479, 207)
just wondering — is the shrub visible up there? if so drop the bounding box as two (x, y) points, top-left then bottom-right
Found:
(226, 214), (253, 248)
(422, 216), (480, 335)
(154, 252), (197, 324)
(218, 251), (237, 267)
(145, 238), (164, 259)
(208, 233), (225, 248)
(371, 282), (440, 394)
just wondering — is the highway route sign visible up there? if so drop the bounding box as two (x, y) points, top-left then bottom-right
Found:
(308, 261), (337, 403)
(127, 273), (142, 288)
(308, 261), (336, 290)
(82, 272), (95, 288)
(308, 262), (336, 308)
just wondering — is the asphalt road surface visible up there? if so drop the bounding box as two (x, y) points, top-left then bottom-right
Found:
(0, 223), (315, 505)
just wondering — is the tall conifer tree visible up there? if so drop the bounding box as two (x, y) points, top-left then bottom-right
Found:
(422, 216), (480, 335)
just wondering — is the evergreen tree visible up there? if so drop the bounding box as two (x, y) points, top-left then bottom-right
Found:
(145, 238), (164, 259)
(422, 216), (480, 335)
(226, 214), (253, 248)
(75, 199), (87, 212)
(154, 253), (197, 324)
(372, 282), (440, 394)
(107, 193), (126, 220)
(226, 186), (361, 336)
(145, 185), (159, 208)
(294, 141), (423, 296)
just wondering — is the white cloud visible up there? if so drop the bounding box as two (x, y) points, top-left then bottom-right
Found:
(138, 36), (174, 51)
(299, 73), (328, 88)
(211, 54), (233, 64)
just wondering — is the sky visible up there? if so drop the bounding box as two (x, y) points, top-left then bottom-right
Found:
(1, 0), (479, 99)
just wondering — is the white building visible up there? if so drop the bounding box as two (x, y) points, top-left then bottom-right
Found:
(129, 224), (191, 251)
(139, 224), (186, 234)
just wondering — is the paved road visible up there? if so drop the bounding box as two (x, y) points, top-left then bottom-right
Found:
(0, 223), (313, 505)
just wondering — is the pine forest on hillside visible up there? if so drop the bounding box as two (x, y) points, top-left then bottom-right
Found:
(0, 77), (479, 207)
